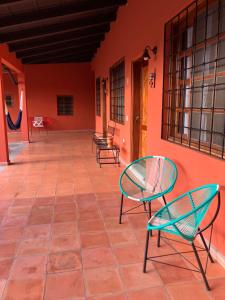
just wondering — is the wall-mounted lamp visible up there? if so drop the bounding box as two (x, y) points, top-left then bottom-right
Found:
(149, 70), (156, 88)
(142, 46), (157, 61)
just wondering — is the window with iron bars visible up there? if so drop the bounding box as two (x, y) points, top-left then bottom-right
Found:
(162, 0), (225, 160)
(57, 95), (74, 116)
(96, 78), (101, 116)
(110, 59), (125, 124)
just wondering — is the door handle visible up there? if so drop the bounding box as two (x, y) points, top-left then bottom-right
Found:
(135, 115), (140, 121)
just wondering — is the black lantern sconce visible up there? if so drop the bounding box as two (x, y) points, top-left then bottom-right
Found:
(142, 46), (157, 88)
(142, 46), (157, 61)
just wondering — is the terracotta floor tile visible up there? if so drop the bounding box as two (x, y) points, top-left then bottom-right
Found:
(1, 215), (28, 227)
(79, 209), (101, 221)
(51, 222), (77, 237)
(82, 247), (117, 269)
(166, 282), (212, 300)
(209, 277), (225, 299)
(10, 255), (47, 279)
(17, 238), (49, 256)
(79, 219), (105, 232)
(81, 231), (110, 248)
(0, 258), (13, 279)
(22, 224), (51, 240)
(127, 286), (170, 300)
(0, 279), (6, 299)
(109, 230), (137, 245)
(44, 271), (85, 300)
(54, 211), (77, 223)
(120, 263), (163, 290)
(27, 213), (52, 225)
(47, 250), (82, 273)
(55, 196), (74, 204)
(154, 255), (196, 284)
(113, 244), (144, 265)
(54, 202), (77, 213)
(34, 197), (55, 206)
(87, 294), (126, 300)
(3, 277), (45, 300)
(50, 234), (80, 252)
(0, 226), (23, 241)
(84, 267), (123, 297)
(104, 217), (132, 232)
(7, 205), (32, 216)
(0, 241), (18, 258)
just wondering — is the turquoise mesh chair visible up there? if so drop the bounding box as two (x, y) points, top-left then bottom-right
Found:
(119, 156), (177, 224)
(143, 184), (221, 291)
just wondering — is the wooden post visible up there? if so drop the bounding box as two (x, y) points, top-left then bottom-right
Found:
(0, 66), (9, 163)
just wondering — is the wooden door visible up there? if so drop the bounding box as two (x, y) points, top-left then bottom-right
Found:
(132, 60), (148, 160)
(102, 79), (107, 135)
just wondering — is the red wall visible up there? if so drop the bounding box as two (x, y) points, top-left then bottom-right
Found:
(92, 0), (225, 256)
(25, 63), (95, 131)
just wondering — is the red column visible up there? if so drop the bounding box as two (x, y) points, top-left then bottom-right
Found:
(18, 74), (29, 142)
(0, 66), (9, 163)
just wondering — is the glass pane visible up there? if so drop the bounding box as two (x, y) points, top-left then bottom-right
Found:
(207, 1), (219, 38)
(212, 133), (224, 147)
(193, 88), (202, 107)
(201, 112), (212, 131)
(202, 79), (214, 108)
(196, 3), (206, 43)
(191, 129), (200, 141)
(200, 131), (211, 146)
(205, 43), (217, 63)
(192, 111), (201, 129)
(215, 84), (225, 108)
(213, 113), (225, 133)
(219, 0), (225, 33)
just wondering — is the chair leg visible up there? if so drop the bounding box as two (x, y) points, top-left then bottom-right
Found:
(199, 231), (214, 263)
(119, 194), (124, 224)
(162, 195), (167, 205)
(148, 202), (153, 236)
(192, 242), (210, 291)
(157, 230), (161, 247)
(143, 230), (150, 273)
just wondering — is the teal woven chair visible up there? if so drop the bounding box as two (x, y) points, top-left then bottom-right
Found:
(143, 184), (220, 291)
(119, 156), (177, 224)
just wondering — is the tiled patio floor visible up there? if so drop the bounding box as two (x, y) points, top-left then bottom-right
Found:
(0, 131), (224, 300)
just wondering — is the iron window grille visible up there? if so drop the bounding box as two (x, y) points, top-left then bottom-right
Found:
(96, 78), (101, 116)
(162, 0), (225, 160)
(110, 59), (125, 124)
(5, 95), (13, 107)
(57, 95), (74, 116)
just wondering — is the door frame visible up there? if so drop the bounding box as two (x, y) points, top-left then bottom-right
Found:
(101, 78), (107, 134)
(131, 57), (149, 161)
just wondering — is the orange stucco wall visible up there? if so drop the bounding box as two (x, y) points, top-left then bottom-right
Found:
(24, 63), (95, 131)
(92, 0), (225, 255)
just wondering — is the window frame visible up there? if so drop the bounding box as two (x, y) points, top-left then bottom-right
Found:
(110, 58), (125, 124)
(57, 95), (74, 116)
(162, 0), (225, 160)
(96, 77), (101, 116)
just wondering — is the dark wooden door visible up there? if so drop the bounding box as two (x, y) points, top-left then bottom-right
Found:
(102, 79), (107, 134)
(132, 60), (148, 160)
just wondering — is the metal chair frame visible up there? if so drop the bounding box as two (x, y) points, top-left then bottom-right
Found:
(119, 156), (178, 224)
(143, 185), (221, 291)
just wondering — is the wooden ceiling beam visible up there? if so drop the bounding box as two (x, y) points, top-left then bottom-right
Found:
(17, 40), (100, 59)
(9, 25), (108, 52)
(0, 11), (116, 43)
(10, 32), (104, 53)
(22, 48), (95, 64)
(16, 34), (104, 58)
(0, 0), (127, 29)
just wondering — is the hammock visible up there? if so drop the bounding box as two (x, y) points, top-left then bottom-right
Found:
(5, 90), (23, 131)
